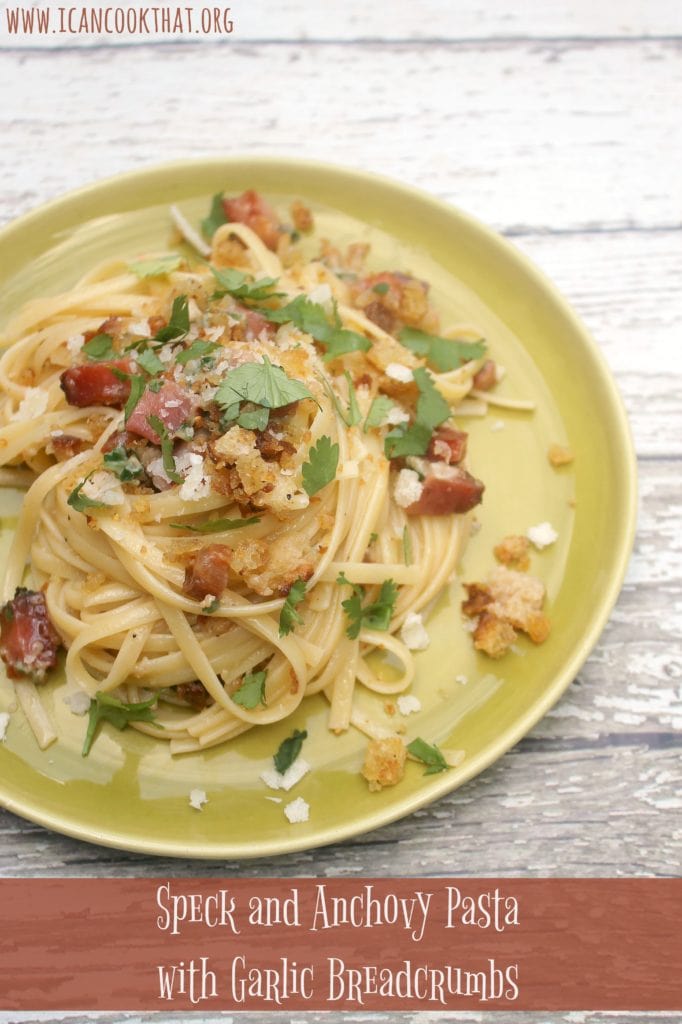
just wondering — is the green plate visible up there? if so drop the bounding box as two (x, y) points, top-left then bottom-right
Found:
(0, 158), (636, 858)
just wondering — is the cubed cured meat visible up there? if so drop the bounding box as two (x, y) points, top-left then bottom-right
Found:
(126, 382), (195, 443)
(222, 190), (283, 251)
(406, 467), (484, 515)
(183, 545), (232, 601)
(0, 588), (61, 682)
(60, 360), (133, 408)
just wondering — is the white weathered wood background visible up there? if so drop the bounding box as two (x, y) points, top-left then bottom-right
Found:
(0, 1), (680, 1021)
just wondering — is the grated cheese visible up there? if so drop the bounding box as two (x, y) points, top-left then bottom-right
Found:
(400, 612), (430, 651)
(526, 521), (558, 550)
(284, 797), (310, 824)
(63, 691), (92, 716)
(12, 388), (49, 423)
(397, 694), (422, 716)
(81, 471), (124, 506)
(179, 454), (211, 501)
(385, 363), (413, 383)
(260, 758), (311, 792)
(394, 469), (423, 509)
(189, 788), (208, 810)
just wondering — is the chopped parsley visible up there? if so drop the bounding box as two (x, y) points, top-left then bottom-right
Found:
(215, 355), (315, 413)
(400, 326), (486, 373)
(129, 254), (182, 279)
(384, 368), (449, 459)
(66, 476), (109, 513)
(336, 573), (398, 640)
(176, 339), (221, 366)
(273, 728), (307, 774)
(407, 737), (449, 775)
(102, 446), (144, 482)
(82, 691), (158, 757)
(201, 192), (227, 240)
(211, 266), (282, 303)
(279, 579), (307, 637)
(82, 333), (115, 361)
(232, 670), (267, 709)
(155, 295), (190, 343)
(363, 395), (396, 432)
(147, 416), (182, 483)
(257, 294), (370, 361)
(169, 515), (261, 533)
(302, 435), (339, 496)
(136, 348), (165, 376)
(372, 282), (390, 295)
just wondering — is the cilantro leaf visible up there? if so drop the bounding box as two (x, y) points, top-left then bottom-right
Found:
(201, 192), (227, 240)
(232, 670), (267, 709)
(407, 737), (449, 775)
(413, 367), (451, 430)
(155, 295), (190, 343)
(176, 339), (221, 366)
(129, 254), (182, 279)
(336, 573), (397, 639)
(372, 282), (390, 295)
(211, 266), (282, 303)
(383, 369), (450, 459)
(258, 295), (370, 360)
(67, 476), (109, 513)
(273, 728), (307, 774)
(82, 691), (158, 757)
(237, 406), (269, 431)
(169, 515), (260, 533)
(202, 597), (220, 614)
(136, 348), (165, 376)
(147, 415), (182, 483)
(279, 579), (307, 637)
(384, 421), (432, 459)
(302, 435), (339, 496)
(215, 356), (314, 412)
(400, 327), (486, 373)
(82, 333), (115, 361)
(364, 395), (396, 432)
(102, 446), (144, 482)
(123, 374), (146, 422)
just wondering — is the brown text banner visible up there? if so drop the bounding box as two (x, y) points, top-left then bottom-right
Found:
(0, 878), (679, 1010)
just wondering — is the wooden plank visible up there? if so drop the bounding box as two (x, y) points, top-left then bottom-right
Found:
(1, 0), (680, 49)
(1, 41), (679, 233)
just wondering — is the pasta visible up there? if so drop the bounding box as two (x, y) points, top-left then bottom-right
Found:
(0, 189), (513, 765)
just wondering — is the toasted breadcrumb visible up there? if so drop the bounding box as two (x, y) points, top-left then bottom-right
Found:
(362, 736), (407, 791)
(494, 535), (531, 572)
(290, 200), (314, 233)
(463, 565), (551, 657)
(548, 443), (575, 467)
(473, 612), (517, 658)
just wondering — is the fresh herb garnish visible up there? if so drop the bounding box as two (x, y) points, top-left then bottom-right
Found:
(211, 266), (282, 303)
(400, 327), (486, 373)
(176, 339), (221, 366)
(372, 282), (390, 295)
(407, 737), (449, 775)
(384, 368), (449, 459)
(363, 395), (396, 432)
(147, 415), (182, 483)
(237, 406), (269, 431)
(202, 597), (220, 614)
(129, 254), (182, 278)
(82, 333), (115, 361)
(169, 515), (260, 533)
(67, 476), (110, 513)
(102, 446), (144, 482)
(273, 728), (307, 774)
(121, 373), (146, 422)
(155, 295), (190, 343)
(279, 579), (307, 637)
(201, 192), (227, 240)
(232, 670), (267, 709)
(215, 355), (315, 413)
(302, 435), (339, 497)
(82, 691), (158, 757)
(136, 348), (165, 376)
(336, 573), (398, 639)
(257, 295), (371, 361)
(403, 525), (412, 566)
(343, 371), (362, 427)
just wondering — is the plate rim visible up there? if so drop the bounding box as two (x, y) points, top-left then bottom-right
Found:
(0, 156), (638, 859)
